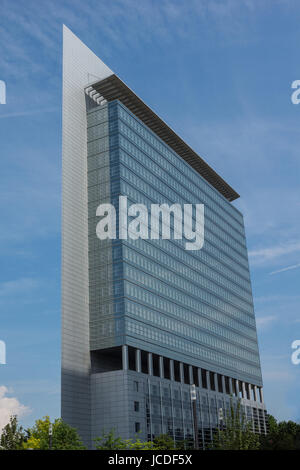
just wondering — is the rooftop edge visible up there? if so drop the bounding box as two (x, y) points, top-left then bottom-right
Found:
(86, 74), (240, 202)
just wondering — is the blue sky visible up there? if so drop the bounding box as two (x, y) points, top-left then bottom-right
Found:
(0, 0), (299, 428)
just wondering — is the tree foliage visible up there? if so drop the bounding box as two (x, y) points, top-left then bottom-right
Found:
(23, 416), (85, 450)
(95, 429), (180, 450)
(3, 412), (300, 451)
(95, 430), (198, 450)
(210, 400), (260, 450)
(151, 433), (176, 450)
(0, 416), (26, 450)
(94, 429), (153, 450)
(260, 415), (300, 450)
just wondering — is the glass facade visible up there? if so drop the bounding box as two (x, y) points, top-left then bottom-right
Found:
(87, 99), (262, 387)
(143, 376), (266, 446)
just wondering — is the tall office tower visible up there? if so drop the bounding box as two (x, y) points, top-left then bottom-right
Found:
(62, 26), (266, 449)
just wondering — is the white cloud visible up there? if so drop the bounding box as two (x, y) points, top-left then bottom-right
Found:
(0, 0), (280, 82)
(256, 315), (277, 330)
(255, 294), (300, 303)
(270, 263), (300, 275)
(0, 386), (30, 433)
(0, 107), (58, 120)
(0, 278), (39, 297)
(249, 241), (300, 261)
(254, 294), (300, 328)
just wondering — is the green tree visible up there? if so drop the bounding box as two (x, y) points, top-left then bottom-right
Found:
(152, 434), (176, 450)
(126, 438), (153, 450)
(95, 429), (182, 450)
(174, 439), (193, 450)
(94, 429), (129, 450)
(0, 416), (26, 450)
(23, 416), (85, 450)
(210, 400), (260, 450)
(260, 415), (300, 450)
(94, 429), (153, 450)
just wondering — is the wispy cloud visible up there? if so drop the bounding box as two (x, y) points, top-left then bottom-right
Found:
(256, 315), (277, 330)
(249, 241), (300, 265)
(255, 294), (300, 329)
(0, 0), (280, 82)
(255, 294), (300, 303)
(263, 369), (294, 382)
(183, 113), (300, 251)
(0, 108), (58, 120)
(0, 278), (39, 297)
(270, 263), (300, 275)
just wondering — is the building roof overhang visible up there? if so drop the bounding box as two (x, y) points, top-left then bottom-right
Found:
(86, 74), (239, 202)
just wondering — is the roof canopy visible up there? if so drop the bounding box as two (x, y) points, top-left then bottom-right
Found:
(88, 74), (239, 202)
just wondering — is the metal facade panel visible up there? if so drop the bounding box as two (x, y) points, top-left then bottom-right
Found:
(62, 25), (113, 447)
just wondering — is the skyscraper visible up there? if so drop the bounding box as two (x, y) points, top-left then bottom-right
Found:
(62, 25), (266, 449)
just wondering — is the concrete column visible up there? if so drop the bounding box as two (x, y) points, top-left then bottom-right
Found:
(221, 375), (226, 395)
(256, 407), (261, 433)
(179, 362), (184, 384)
(198, 368), (203, 389)
(253, 385), (258, 402)
(242, 381), (246, 399)
(135, 349), (141, 373)
(250, 406), (255, 432)
(259, 387), (264, 403)
(159, 356), (164, 379)
(148, 352), (153, 376)
(214, 373), (218, 392)
(247, 383), (251, 400)
(235, 379), (240, 398)
(206, 370), (211, 390)
(229, 377), (233, 395)
(189, 366), (193, 385)
(122, 345), (128, 370)
(170, 360), (175, 381)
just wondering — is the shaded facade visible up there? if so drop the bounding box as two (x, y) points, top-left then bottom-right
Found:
(62, 26), (266, 449)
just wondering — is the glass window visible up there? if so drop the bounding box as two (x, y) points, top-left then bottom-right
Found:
(135, 422), (141, 433)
